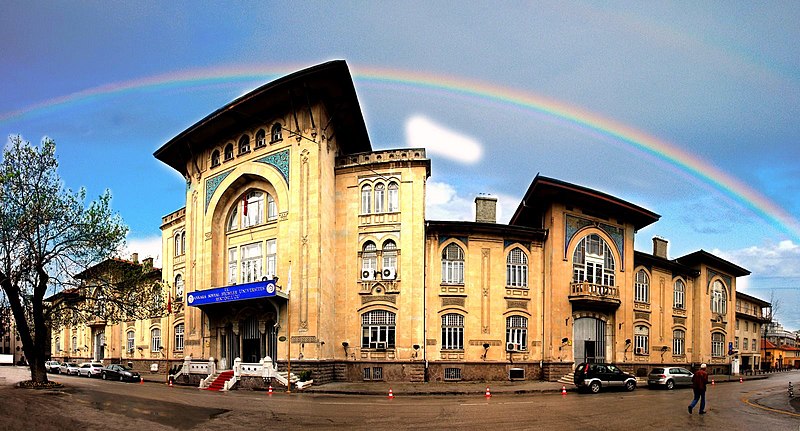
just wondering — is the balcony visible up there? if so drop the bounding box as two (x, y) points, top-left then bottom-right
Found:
(569, 282), (621, 310)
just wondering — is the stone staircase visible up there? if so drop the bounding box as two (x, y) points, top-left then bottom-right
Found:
(204, 370), (235, 391)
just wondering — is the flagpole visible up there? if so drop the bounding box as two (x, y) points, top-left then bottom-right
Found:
(286, 261), (292, 394)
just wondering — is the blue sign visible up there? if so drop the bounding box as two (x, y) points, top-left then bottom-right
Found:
(187, 280), (277, 306)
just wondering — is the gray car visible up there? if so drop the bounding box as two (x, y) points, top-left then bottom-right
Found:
(647, 367), (693, 389)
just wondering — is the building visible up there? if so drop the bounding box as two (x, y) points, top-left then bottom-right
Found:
(762, 321), (800, 370)
(733, 291), (771, 373)
(52, 60), (772, 384)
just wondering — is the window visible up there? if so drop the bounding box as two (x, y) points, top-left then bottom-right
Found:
(266, 239), (277, 278)
(72, 336), (77, 353)
(152, 285), (164, 311)
(745, 321), (749, 332)
(151, 328), (162, 353)
(362, 241), (377, 275)
(441, 243), (465, 284)
(382, 240), (397, 272)
(224, 144), (234, 161)
(242, 191), (264, 228)
(240, 242), (263, 284)
(673, 329), (685, 355)
(752, 338), (757, 352)
(361, 185), (372, 214)
(361, 310), (396, 349)
(211, 150), (220, 167)
(175, 274), (184, 299)
(271, 123), (283, 142)
(711, 280), (727, 315)
(735, 337), (739, 349)
(55, 337), (61, 353)
(174, 233), (181, 256)
(441, 314), (464, 350)
(712, 332), (725, 357)
(506, 316), (528, 350)
(228, 206), (239, 231)
(228, 247), (238, 285)
(255, 129), (266, 147)
(238, 135), (250, 154)
(126, 331), (135, 353)
(673, 279), (685, 309)
(634, 269), (649, 303)
(743, 338), (749, 351)
(506, 247), (528, 287)
(634, 325), (649, 354)
(736, 319), (739, 330)
(174, 323), (184, 352)
(572, 234), (615, 286)
(181, 233), (185, 255)
(387, 182), (399, 212)
(374, 183), (385, 213)
(267, 193), (277, 221)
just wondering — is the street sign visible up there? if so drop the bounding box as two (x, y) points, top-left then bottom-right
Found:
(187, 280), (277, 306)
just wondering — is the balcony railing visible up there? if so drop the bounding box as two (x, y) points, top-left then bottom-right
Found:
(569, 282), (621, 309)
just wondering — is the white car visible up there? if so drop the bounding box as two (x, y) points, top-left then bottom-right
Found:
(45, 360), (61, 373)
(77, 362), (104, 377)
(60, 362), (81, 375)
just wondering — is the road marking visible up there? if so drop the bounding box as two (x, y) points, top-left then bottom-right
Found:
(740, 394), (800, 418)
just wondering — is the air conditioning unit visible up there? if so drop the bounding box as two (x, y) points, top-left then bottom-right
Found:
(361, 269), (375, 281)
(382, 267), (397, 280)
(506, 342), (517, 352)
(635, 347), (644, 355)
(375, 342), (387, 350)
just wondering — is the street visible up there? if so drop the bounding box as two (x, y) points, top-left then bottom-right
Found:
(1, 367), (798, 431)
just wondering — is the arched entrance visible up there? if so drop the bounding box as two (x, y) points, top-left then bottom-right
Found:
(218, 312), (278, 369)
(574, 317), (606, 364)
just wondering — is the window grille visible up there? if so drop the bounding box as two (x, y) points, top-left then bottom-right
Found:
(372, 367), (383, 380)
(444, 368), (462, 381)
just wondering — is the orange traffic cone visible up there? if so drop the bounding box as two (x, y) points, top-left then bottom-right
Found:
(561, 385), (567, 396)
(711, 379), (715, 386)
(739, 377), (743, 383)
(268, 385), (273, 395)
(139, 376), (144, 385)
(388, 388), (394, 399)
(168, 378), (173, 387)
(485, 387), (491, 398)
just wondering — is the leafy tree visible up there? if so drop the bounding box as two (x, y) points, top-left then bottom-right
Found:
(0, 136), (163, 385)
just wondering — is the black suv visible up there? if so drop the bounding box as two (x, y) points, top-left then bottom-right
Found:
(574, 362), (637, 393)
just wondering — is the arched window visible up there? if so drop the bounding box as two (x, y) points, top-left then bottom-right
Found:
(238, 135), (250, 154)
(711, 332), (725, 357)
(150, 328), (161, 353)
(673, 329), (685, 355)
(174, 323), (184, 352)
(242, 191), (264, 228)
(211, 150), (221, 167)
(255, 129), (266, 147)
(174, 233), (181, 256)
(181, 232), (186, 256)
(634, 269), (649, 303)
(506, 316), (528, 351)
(711, 280), (727, 315)
(227, 206), (239, 231)
(126, 330), (135, 353)
(361, 241), (377, 277)
(634, 325), (649, 355)
(267, 193), (277, 221)
(506, 247), (528, 287)
(361, 310), (395, 349)
(572, 234), (615, 286)
(441, 243), (465, 284)
(72, 336), (77, 352)
(55, 337), (61, 353)
(382, 240), (397, 273)
(374, 183), (385, 213)
(673, 279), (686, 309)
(271, 123), (282, 142)
(175, 274), (184, 299)
(361, 185), (372, 214)
(441, 314), (464, 350)
(387, 182), (399, 212)
(224, 143), (234, 161)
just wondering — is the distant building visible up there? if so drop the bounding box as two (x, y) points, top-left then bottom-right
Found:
(734, 291), (771, 372)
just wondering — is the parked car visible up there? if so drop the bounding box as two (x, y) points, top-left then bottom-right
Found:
(101, 364), (141, 382)
(77, 362), (104, 378)
(647, 367), (693, 390)
(45, 360), (61, 373)
(60, 362), (81, 375)
(574, 362), (637, 393)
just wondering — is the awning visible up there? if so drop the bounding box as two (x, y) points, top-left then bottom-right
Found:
(187, 280), (288, 307)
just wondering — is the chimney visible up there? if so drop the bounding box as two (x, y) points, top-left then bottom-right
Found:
(652, 237), (668, 259)
(475, 195), (498, 224)
(131, 253), (139, 264)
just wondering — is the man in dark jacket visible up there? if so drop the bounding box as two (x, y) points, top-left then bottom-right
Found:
(688, 363), (709, 414)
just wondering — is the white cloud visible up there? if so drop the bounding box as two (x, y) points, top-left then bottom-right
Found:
(712, 240), (800, 279)
(405, 115), (483, 164)
(124, 235), (162, 268)
(425, 180), (521, 224)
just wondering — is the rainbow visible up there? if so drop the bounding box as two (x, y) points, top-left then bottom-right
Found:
(2, 64), (799, 241)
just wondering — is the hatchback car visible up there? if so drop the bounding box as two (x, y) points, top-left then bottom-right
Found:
(60, 362), (81, 375)
(45, 360), (61, 373)
(77, 362), (104, 377)
(101, 364), (141, 382)
(574, 362), (637, 393)
(647, 367), (693, 390)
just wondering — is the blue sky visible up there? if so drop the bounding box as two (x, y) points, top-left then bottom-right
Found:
(2, 2), (799, 329)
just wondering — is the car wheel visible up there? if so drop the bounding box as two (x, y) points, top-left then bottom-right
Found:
(120, 375), (124, 382)
(589, 381), (601, 394)
(102, 372), (107, 380)
(625, 380), (636, 392)
(666, 379), (674, 390)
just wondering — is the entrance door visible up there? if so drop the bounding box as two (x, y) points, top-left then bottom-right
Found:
(584, 340), (596, 363)
(574, 317), (606, 364)
(94, 332), (105, 361)
(220, 324), (239, 370)
(241, 316), (261, 363)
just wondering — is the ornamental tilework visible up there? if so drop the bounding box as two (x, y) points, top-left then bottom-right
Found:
(204, 169), (233, 212)
(254, 149), (290, 185)
(565, 215), (625, 268)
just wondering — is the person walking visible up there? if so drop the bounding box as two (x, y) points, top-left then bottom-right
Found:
(688, 363), (709, 414)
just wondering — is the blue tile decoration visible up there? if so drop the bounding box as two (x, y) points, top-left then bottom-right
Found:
(706, 269), (732, 298)
(205, 169), (233, 212)
(504, 240), (530, 251)
(439, 236), (469, 246)
(254, 149), (290, 185)
(565, 215), (625, 269)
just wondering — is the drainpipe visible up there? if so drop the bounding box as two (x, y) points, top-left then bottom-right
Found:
(423, 222), (428, 382)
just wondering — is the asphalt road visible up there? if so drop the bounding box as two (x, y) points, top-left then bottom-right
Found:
(2, 368), (798, 431)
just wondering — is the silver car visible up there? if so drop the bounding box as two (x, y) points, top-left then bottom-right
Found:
(77, 362), (104, 378)
(647, 367), (693, 390)
(60, 362), (81, 375)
